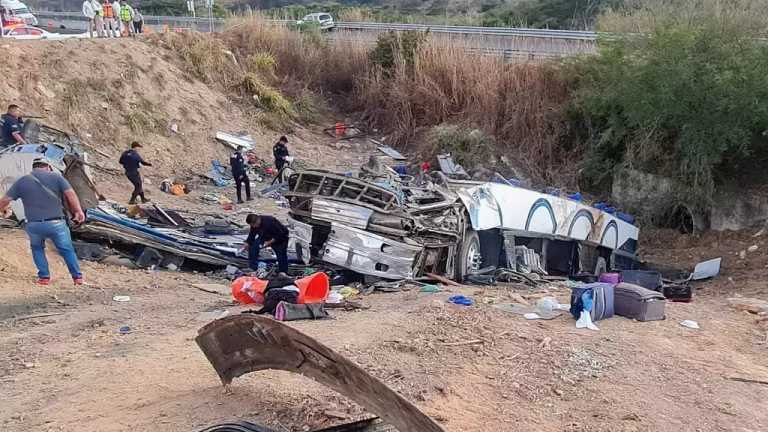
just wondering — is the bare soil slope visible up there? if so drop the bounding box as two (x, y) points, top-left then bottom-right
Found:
(0, 37), (338, 179)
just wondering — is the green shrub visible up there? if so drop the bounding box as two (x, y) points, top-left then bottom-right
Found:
(426, 124), (496, 169)
(570, 24), (768, 202)
(369, 31), (427, 72)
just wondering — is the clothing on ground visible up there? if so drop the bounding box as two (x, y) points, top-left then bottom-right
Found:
(119, 149), (151, 174)
(6, 171), (72, 221)
(1, 114), (24, 146)
(25, 220), (82, 278)
(246, 216), (289, 245)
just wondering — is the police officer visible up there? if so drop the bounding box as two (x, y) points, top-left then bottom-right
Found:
(118, 141), (152, 204)
(272, 136), (290, 172)
(230, 145), (252, 204)
(1, 105), (26, 147)
(241, 213), (289, 276)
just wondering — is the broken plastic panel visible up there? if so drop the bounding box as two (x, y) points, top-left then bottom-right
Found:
(195, 315), (444, 432)
(691, 257), (721, 281)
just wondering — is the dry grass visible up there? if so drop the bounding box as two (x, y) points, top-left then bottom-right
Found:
(599, 0), (768, 35)
(153, 15), (575, 184)
(355, 37), (575, 184)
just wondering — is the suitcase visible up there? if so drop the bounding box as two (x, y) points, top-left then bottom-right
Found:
(615, 283), (666, 321)
(620, 270), (663, 292)
(599, 272), (621, 284)
(570, 282), (615, 321)
(663, 282), (693, 302)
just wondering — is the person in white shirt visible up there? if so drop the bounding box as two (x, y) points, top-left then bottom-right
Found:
(111, 0), (122, 37)
(83, 0), (104, 37)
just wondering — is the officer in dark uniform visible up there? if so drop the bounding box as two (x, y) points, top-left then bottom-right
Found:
(272, 136), (290, 172)
(1, 104), (26, 147)
(118, 141), (152, 204)
(242, 213), (289, 275)
(230, 145), (252, 204)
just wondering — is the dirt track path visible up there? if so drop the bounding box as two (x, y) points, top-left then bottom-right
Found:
(1, 230), (767, 432)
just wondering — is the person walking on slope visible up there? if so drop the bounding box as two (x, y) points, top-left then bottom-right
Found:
(230, 145), (252, 204)
(101, 0), (117, 37)
(0, 158), (86, 285)
(119, 141), (152, 204)
(118, 0), (133, 37)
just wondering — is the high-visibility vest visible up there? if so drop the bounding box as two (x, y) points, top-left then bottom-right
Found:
(102, 3), (113, 18)
(120, 6), (131, 22)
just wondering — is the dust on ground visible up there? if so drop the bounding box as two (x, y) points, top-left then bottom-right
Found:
(2, 220), (767, 432)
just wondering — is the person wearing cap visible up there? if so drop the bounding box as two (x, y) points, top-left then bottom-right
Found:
(1, 104), (26, 147)
(118, 141), (152, 204)
(230, 145), (252, 204)
(0, 158), (86, 285)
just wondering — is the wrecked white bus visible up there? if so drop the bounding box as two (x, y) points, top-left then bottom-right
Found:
(285, 168), (639, 281)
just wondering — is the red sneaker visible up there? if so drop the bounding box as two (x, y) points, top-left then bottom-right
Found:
(36, 277), (50, 286)
(73, 276), (84, 285)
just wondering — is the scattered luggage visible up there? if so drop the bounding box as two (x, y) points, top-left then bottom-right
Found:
(275, 301), (330, 321)
(570, 282), (615, 321)
(614, 283), (666, 321)
(620, 270), (663, 292)
(663, 282), (693, 302)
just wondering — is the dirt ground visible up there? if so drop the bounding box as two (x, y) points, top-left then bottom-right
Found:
(2, 211), (768, 432)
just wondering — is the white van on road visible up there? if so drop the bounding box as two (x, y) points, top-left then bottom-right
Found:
(298, 13), (335, 31)
(1, 0), (37, 26)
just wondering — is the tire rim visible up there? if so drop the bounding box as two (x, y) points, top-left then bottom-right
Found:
(465, 240), (481, 274)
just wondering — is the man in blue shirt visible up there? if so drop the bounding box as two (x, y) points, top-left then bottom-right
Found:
(118, 141), (152, 204)
(0, 157), (86, 285)
(1, 104), (27, 147)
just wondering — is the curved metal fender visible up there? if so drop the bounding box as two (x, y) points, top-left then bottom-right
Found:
(195, 315), (445, 432)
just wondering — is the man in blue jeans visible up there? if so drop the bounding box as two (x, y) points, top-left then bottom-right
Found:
(0, 157), (86, 285)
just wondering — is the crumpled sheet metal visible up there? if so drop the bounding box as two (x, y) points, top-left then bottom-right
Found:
(323, 222), (422, 280)
(195, 315), (445, 432)
(312, 198), (373, 229)
(287, 217), (313, 265)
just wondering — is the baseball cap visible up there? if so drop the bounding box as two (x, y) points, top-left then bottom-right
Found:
(32, 157), (52, 167)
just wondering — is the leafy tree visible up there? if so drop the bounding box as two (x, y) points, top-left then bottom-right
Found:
(570, 24), (768, 201)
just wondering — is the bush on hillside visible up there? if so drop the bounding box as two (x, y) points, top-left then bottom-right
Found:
(369, 31), (427, 72)
(570, 18), (768, 202)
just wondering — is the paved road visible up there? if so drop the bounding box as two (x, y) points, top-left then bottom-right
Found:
(35, 12), (597, 59)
